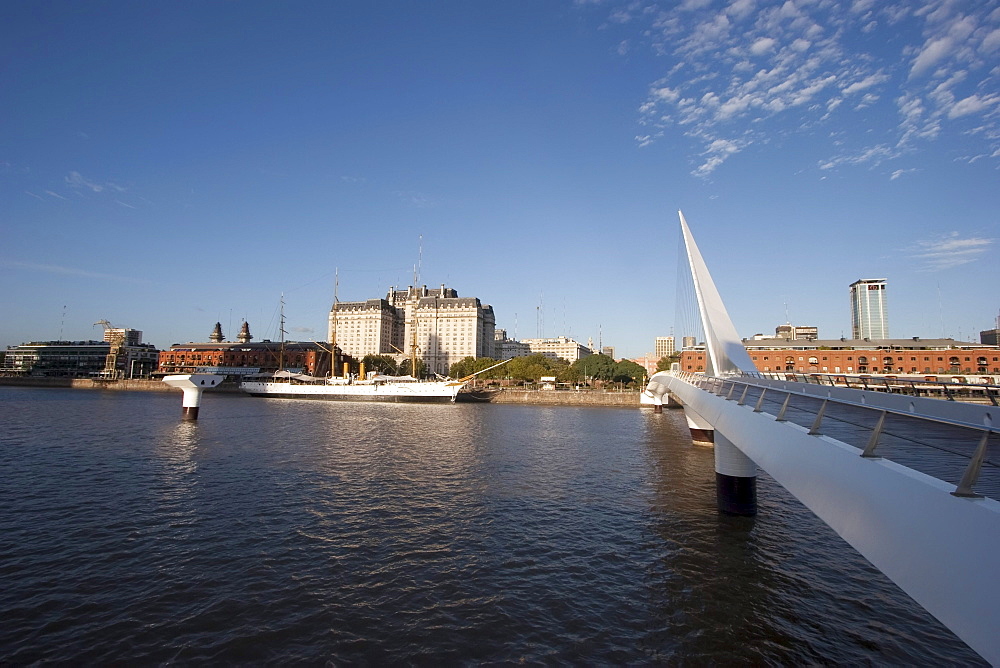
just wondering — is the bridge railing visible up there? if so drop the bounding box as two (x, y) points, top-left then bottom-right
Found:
(670, 371), (999, 500)
(758, 371), (1000, 406)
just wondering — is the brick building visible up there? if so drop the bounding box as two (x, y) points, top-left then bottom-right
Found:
(157, 323), (338, 377)
(679, 338), (1000, 375)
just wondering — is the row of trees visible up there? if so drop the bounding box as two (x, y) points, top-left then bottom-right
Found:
(360, 354), (425, 377)
(360, 352), (680, 385)
(450, 354), (651, 386)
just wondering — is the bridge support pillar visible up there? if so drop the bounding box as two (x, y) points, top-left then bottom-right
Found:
(683, 406), (714, 445)
(163, 374), (225, 420)
(715, 433), (757, 516)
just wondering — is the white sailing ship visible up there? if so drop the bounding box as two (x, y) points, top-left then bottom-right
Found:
(240, 371), (467, 403)
(239, 291), (507, 403)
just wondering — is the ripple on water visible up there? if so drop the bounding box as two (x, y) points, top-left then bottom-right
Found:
(0, 389), (987, 665)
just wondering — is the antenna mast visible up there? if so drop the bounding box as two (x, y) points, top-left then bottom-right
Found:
(332, 268), (339, 347)
(413, 234), (423, 286)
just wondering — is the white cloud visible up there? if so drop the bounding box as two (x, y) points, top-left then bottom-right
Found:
(948, 93), (998, 118)
(750, 37), (776, 55)
(693, 137), (746, 176)
(25, 191), (44, 200)
(842, 72), (889, 95)
(623, 0), (1000, 175)
(982, 27), (1000, 52)
(66, 171), (104, 192)
(3, 260), (152, 283)
(908, 233), (995, 270)
(910, 37), (952, 77)
(726, 0), (755, 20)
(45, 190), (67, 200)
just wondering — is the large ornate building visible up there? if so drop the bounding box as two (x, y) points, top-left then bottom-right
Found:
(329, 285), (496, 376)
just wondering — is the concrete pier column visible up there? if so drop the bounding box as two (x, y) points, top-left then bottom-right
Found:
(163, 374), (225, 420)
(683, 406), (714, 445)
(715, 433), (757, 515)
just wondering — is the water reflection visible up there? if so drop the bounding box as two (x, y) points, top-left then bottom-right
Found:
(0, 389), (984, 665)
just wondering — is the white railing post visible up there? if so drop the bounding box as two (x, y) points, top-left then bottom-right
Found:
(952, 430), (992, 498)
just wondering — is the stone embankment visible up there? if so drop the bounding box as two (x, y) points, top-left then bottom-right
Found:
(1, 377), (643, 405)
(0, 377), (242, 393)
(490, 389), (641, 407)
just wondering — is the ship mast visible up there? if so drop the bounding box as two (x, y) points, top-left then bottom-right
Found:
(331, 269), (338, 377)
(278, 294), (286, 372)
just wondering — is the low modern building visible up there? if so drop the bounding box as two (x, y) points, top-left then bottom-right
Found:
(2, 338), (159, 378)
(679, 338), (1000, 375)
(494, 329), (531, 360)
(519, 336), (592, 363)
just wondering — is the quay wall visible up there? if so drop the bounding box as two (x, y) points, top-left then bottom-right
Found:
(0, 377), (242, 393)
(0, 377), (642, 405)
(490, 389), (640, 407)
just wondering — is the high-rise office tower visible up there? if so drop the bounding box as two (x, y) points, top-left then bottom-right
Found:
(655, 336), (676, 358)
(850, 278), (888, 340)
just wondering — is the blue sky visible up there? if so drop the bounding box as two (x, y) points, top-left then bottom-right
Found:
(2, 0), (998, 358)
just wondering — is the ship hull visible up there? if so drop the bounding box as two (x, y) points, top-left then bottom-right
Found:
(240, 380), (462, 403)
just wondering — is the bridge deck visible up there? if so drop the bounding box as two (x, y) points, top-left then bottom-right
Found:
(744, 388), (1000, 500)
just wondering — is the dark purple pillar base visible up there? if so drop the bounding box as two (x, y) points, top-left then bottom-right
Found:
(653, 404), (663, 413)
(690, 428), (715, 444)
(181, 406), (200, 420)
(716, 472), (757, 516)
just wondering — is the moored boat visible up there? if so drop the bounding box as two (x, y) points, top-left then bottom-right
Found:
(240, 371), (464, 403)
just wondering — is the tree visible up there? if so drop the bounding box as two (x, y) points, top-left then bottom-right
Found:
(450, 356), (478, 378)
(398, 358), (427, 378)
(362, 354), (398, 375)
(613, 359), (648, 385)
(506, 354), (561, 381)
(450, 357), (505, 380)
(570, 354), (617, 381)
(656, 354), (680, 372)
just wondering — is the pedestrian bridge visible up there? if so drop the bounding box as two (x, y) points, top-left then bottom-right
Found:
(645, 212), (1000, 665)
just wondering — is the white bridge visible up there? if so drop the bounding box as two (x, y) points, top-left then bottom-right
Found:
(645, 212), (1000, 665)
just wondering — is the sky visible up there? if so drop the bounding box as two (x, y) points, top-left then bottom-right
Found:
(2, 0), (998, 358)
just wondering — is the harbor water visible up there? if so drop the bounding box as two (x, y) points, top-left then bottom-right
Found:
(0, 387), (983, 664)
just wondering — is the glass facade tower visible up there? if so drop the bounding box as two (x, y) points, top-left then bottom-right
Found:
(850, 278), (888, 340)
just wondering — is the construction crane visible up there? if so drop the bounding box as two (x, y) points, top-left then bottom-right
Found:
(94, 319), (126, 380)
